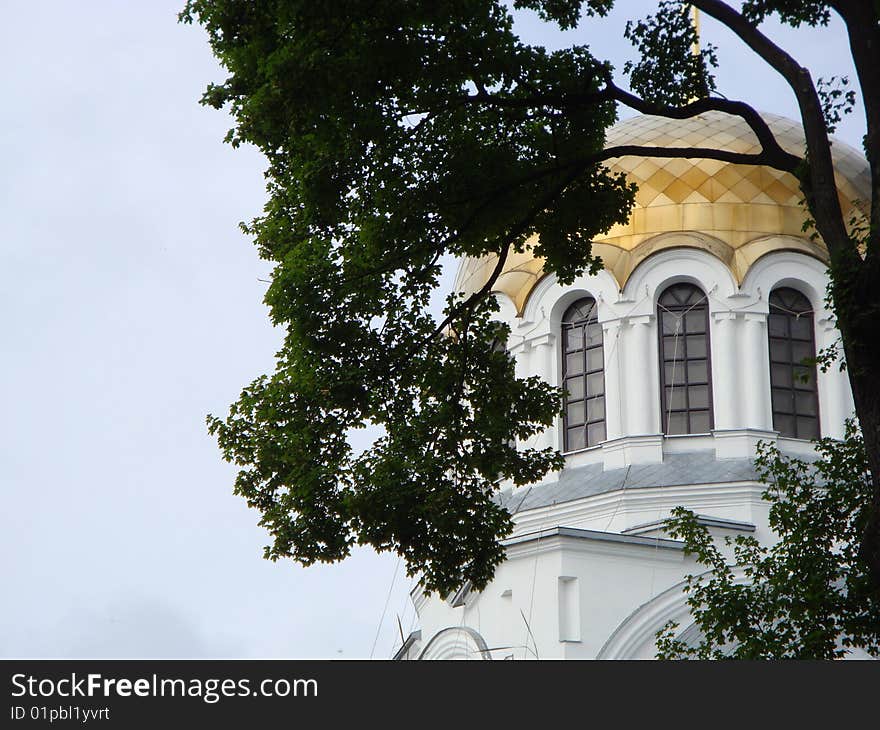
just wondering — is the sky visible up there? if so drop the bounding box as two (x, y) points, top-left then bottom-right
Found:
(1, 2), (865, 659)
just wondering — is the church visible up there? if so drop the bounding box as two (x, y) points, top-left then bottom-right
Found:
(394, 110), (870, 659)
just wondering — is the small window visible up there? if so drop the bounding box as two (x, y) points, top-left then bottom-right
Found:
(768, 288), (819, 439)
(658, 283), (713, 435)
(561, 298), (605, 451)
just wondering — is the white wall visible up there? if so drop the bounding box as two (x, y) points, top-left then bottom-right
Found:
(410, 244), (855, 659)
(505, 244), (853, 464)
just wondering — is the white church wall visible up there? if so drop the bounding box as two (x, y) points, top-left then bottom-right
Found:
(413, 531), (716, 659)
(409, 243), (857, 660)
(500, 245), (852, 466)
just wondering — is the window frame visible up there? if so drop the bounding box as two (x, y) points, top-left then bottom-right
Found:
(767, 287), (820, 440)
(560, 297), (606, 452)
(657, 282), (714, 436)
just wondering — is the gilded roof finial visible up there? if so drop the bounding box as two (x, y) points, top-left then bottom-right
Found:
(688, 5), (702, 103)
(690, 5), (701, 58)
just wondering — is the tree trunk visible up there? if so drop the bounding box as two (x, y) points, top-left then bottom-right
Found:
(833, 259), (880, 594)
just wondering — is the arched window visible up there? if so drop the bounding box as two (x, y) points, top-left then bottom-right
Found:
(768, 288), (819, 439)
(658, 283), (713, 435)
(561, 298), (605, 451)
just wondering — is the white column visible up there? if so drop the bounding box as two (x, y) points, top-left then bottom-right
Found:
(510, 341), (531, 381)
(528, 332), (556, 385)
(601, 320), (623, 440)
(528, 333), (557, 450)
(823, 367), (855, 440)
(835, 367), (856, 436)
(624, 315), (656, 435)
(711, 312), (739, 429)
(816, 318), (853, 439)
(741, 313), (772, 431)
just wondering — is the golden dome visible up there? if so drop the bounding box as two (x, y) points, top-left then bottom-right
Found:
(455, 111), (871, 314)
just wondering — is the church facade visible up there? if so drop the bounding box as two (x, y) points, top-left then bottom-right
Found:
(395, 111), (870, 659)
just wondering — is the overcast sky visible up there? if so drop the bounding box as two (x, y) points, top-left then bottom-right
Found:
(1, 2), (865, 658)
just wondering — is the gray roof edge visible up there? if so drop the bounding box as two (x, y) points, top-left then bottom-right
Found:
(447, 580), (473, 608)
(503, 525), (685, 551)
(623, 514), (756, 535)
(501, 452), (762, 514)
(392, 630), (422, 661)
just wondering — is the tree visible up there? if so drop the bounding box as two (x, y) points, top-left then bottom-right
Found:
(180, 0), (880, 598)
(657, 421), (880, 659)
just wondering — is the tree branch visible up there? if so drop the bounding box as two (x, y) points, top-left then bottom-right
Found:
(830, 0), (880, 255)
(464, 76), (801, 175)
(428, 164), (588, 342)
(598, 143), (795, 170)
(690, 0), (858, 267)
(604, 82), (800, 172)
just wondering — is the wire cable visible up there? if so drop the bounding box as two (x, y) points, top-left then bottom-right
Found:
(370, 554), (401, 659)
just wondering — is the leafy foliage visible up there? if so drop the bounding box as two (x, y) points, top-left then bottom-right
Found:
(513, 0), (614, 30)
(181, 0), (640, 595)
(817, 76), (856, 135)
(657, 422), (880, 659)
(624, 1), (718, 106)
(182, 0), (880, 614)
(740, 0), (832, 27)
